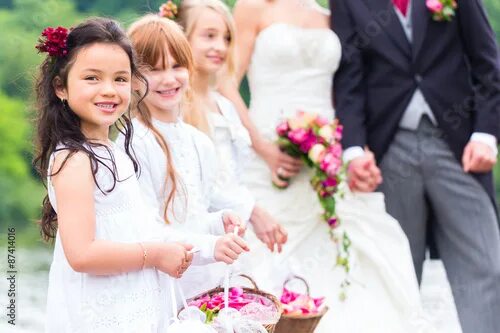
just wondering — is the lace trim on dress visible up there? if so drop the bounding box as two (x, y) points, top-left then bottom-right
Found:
(81, 287), (162, 331)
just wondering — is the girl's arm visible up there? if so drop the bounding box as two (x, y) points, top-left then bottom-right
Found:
(51, 150), (191, 276)
(218, 0), (263, 151)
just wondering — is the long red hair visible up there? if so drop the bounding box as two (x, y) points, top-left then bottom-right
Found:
(128, 15), (195, 223)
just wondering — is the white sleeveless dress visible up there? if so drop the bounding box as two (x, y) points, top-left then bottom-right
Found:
(45, 144), (165, 332)
(241, 23), (437, 333)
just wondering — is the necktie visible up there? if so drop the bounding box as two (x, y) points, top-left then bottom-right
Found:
(393, 0), (409, 16)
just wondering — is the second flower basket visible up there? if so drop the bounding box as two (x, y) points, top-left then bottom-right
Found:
(274, 276), (329, 333)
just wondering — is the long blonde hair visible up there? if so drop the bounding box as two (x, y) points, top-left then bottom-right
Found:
(128, 15), (195, 223)
(176, 0), (238, 135)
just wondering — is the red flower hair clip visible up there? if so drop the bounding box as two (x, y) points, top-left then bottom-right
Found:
(35, 26), (69, 58)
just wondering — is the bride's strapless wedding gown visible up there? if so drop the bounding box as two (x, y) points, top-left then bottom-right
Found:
(239, 23), (437, 333)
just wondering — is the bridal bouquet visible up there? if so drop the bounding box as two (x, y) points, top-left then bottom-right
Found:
(275, 112), (352, 299)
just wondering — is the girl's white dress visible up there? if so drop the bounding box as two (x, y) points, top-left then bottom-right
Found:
(237, 23), (438, 332)
(209, 92), (255, 222)
(45, 144), (165, 333)
(121, 118), (243, 300)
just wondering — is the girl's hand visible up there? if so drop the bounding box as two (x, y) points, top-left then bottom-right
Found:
(222, 212), (246, 237)
(149, 242), (193, 278)
(255, 139), (302, 184)
(250, 206), (288, 253)
(214, 234), (249, 264)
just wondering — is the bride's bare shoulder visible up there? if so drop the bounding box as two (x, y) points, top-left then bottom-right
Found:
(234, 0), (270, 12)
(233, 0), (271, 29)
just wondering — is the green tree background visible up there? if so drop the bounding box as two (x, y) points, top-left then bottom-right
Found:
(0, 0), (498, 246)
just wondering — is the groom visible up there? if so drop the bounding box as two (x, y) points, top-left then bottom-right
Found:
(330, 0), (500, 332)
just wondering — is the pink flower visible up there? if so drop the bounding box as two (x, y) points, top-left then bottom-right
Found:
(326, 158), (342, 178)
(230, 287), (244, 298)
(313, 297), (325, 308)
(281, 287), (325, 315)
(281, 288), (299, 304)
(288, 128), (309, 145)
(328, 143), (343, 159)
(426, 0), (443, 13)
(334, 125), (343, 141)
(322, 177), (338, 188)
(315, 116), (329, 127)
(276, 120), (289, 137)
(320, 151), (342, 177)
(328, 217), (339, 228)
(320, 151), (335, 172)
(299, 133), (318, 153)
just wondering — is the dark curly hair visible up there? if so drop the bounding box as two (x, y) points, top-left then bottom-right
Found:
(33, 17), (148, 241)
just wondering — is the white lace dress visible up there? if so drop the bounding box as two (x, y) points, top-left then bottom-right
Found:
(45, 144), (165, 333)
(120, 118), (245, 300)
(241, 23), (437, 333)
(209, 92), (255, 222)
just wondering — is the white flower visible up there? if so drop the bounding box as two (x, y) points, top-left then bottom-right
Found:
(318, 125), (334, 143)
(308, 144), (326, 163)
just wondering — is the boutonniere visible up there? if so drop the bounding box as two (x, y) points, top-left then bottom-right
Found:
(426, 0), (457, 22)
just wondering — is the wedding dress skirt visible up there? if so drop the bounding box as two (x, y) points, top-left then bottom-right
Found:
(238, 23), (437, 333)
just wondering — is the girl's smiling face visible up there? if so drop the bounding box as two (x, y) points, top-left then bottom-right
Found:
(55, 42), (132, 140)
(142, 50), (190, 117)
(188, 8), (230, 75)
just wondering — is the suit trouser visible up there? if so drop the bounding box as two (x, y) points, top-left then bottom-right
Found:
(378, 117), (500, 333)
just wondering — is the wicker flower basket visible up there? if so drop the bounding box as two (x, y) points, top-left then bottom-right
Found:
(274, 276), (328, 333)
(185, 274), (282, 333)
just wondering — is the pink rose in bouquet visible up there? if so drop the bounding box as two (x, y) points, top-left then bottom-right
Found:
(314, 115), (329, 127)
(334, 125), (343, 141)
(299, 132), (318, 153)
(288, 128), (309, 145)
(276, 120), (289, 136)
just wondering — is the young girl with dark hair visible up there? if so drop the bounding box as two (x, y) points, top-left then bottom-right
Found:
(33, 17), (193, 332)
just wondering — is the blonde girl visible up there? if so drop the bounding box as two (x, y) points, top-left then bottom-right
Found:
(177, 0), (288, 253)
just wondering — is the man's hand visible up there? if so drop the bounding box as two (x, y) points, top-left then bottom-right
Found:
(347, 150), (383, 192)
(462, 141), (497, 173)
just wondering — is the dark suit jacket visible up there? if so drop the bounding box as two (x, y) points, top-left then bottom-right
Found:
(330, 0), (500, 209)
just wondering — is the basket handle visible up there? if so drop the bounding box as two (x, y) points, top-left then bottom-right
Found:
(234, 273), (259, 290)
(283, 275), (310, 296)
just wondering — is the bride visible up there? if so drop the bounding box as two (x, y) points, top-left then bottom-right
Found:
(219, 0), (436, 332)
